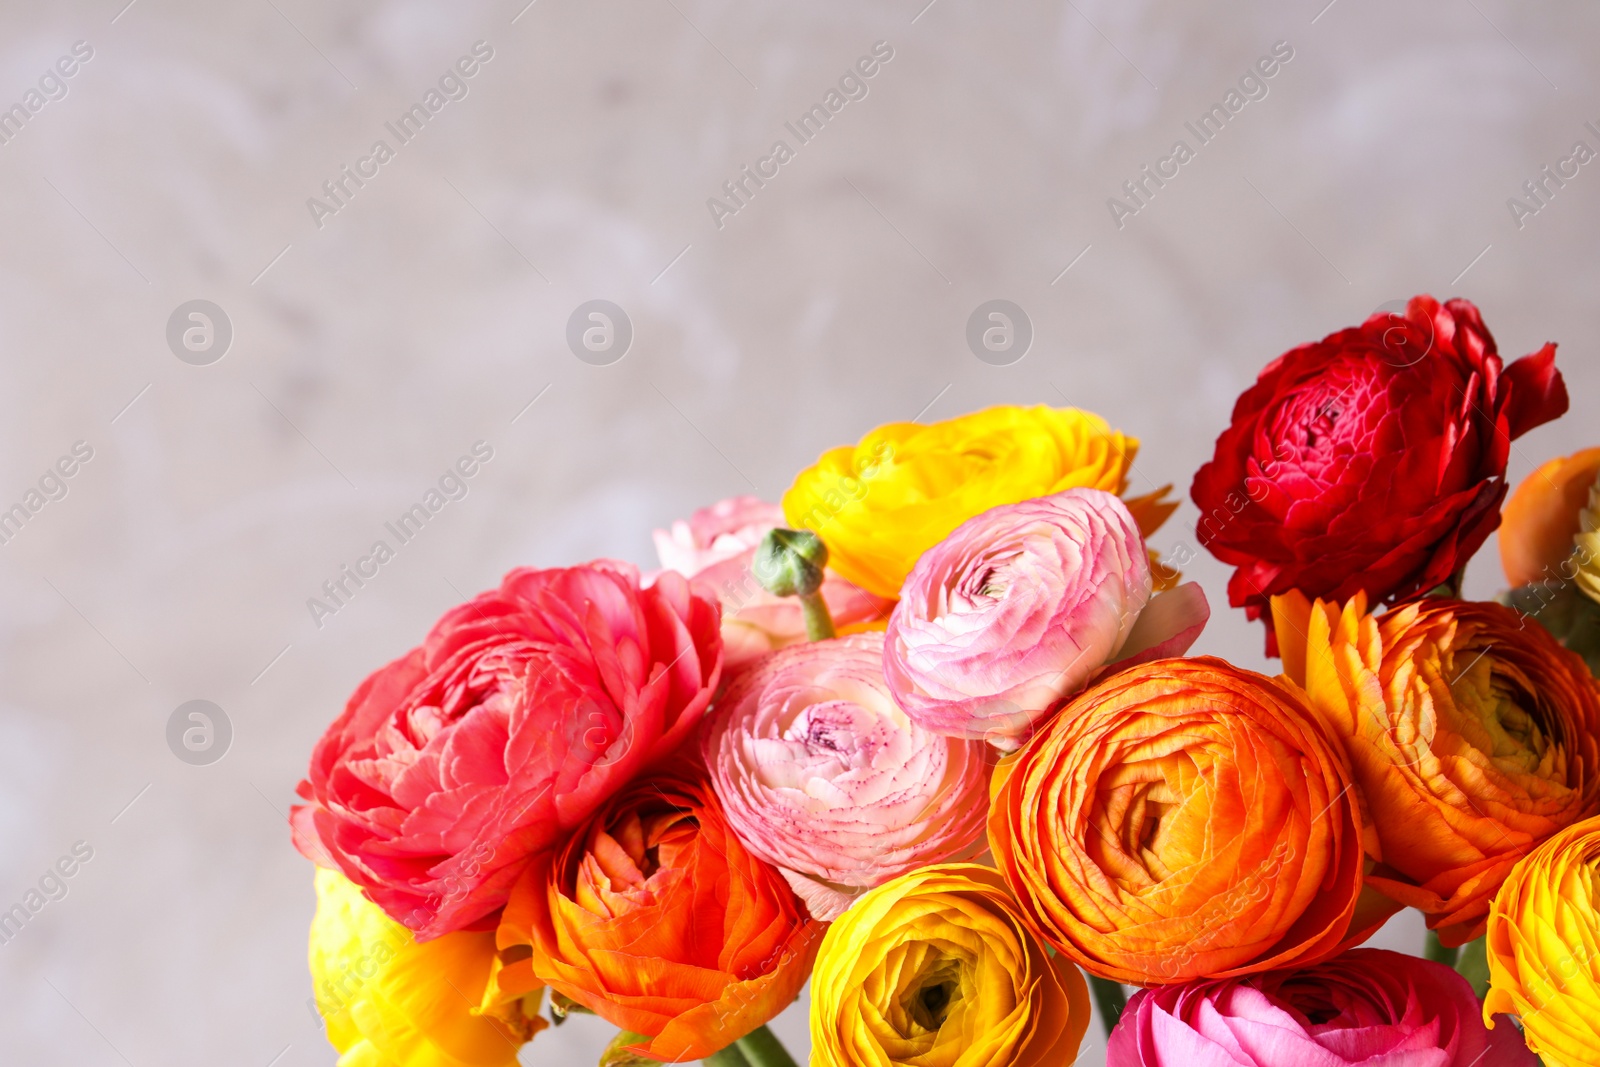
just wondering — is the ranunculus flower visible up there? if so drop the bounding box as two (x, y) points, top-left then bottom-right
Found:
(1484, 815), (1600, 1067)
(783, 404), (1177, 599)
(989, 657), (1375, 984)
(291, 562), (722, 939)
(652, 495), (892, 672)
(1580, 478), (1600, 604)
(1500, 447), (1600, 587)
(1274, 591), (1600, 946)
(704, 632), (990, 919)
(308, 867), (545, 1067)
(885, 488), (1209, 747)
(1191, 295), (1568, 653)
(1110, 948), (1536, 1067)
(494, 773), (822, 1063)
(809, 864), (1091, 1067)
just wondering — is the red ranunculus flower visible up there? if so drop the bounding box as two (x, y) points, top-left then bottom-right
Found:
(1191, 295), (1567, 653)
(291, 562), (722, 939)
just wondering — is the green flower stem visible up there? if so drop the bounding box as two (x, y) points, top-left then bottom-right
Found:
(1088, 974), (1128, 1037)
(1456, 935), (1491, 1000)
(800, 591), (837, 641)
(702, 1044), (753, 1067)
(1424, 929), (1460, 969)
(735, 1025), (801, 1067)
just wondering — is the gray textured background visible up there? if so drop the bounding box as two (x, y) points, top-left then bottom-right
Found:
(0, 0), (1595, 1063)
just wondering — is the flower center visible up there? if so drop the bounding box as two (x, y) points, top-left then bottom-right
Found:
(1447, 650), (1554, 775)
(903, 956), (963, 1033)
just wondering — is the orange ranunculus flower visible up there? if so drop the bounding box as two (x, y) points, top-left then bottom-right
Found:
(494, 773), (823, 1062)
(1482, 815), (1600, 1066)
(1274, 591), (1600, 947)
(988, 657), (1373, 985)
(1501, 447), (1600, 587)
(781, 405), (1177, 599)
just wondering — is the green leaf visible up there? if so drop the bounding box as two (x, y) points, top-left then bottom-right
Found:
(1457, 935), (1491, 1000)
(1423, 929), (1459, 968)
(600, 1030), (660, 1067)
(734, 1025), (800, 1067)
(1087, 973), (1128, 1037)
(549, 990), (596, 1025)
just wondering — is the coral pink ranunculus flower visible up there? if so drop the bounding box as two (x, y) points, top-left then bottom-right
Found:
(1108, 949), (1536, 1067)
(884, 488), (1208, 747)
(654, 496), (892, 672)
(703, 631), (989, 920)
(292, 562), (722, 939)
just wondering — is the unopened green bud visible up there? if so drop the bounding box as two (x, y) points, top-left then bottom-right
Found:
(753, 528), (828, 598)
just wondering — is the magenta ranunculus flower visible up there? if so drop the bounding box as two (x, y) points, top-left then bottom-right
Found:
(653, 495), (892, 673)
(702, 631), (990, 920)
(1108, 949), (1536, 1067)
(883, 487), (1208, 747)
(291, 562), (722, 939)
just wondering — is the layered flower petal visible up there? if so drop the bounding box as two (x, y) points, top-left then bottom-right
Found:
(1578, 474), (1600, 605)
(783, 404), (1176, 599)
(309, 868), (544, 1067)
(988, 657), (1370, 984)
(1110, 949), (1534, 1066)
(810, 864), (1091, 1067)
(885, 487), (1207, 747)
(496, 773), (821, 1062)
(1483, 815), (1600, 1067)
(653, 495), (892, 673)
(293, 562), (722, 938)
(1192, 295), (1568, 654)
(1275, 592), (1600, 945)
(704, 632), (990, 919)
(1500, 448), (1600, 588)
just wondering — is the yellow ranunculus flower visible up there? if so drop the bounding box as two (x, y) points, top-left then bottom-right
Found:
(809, 863), (1091, 1067)
(782, 405), (1176, 598)
(309, 868), (544, 1067)
(1483, 816), (1600, 1066)
(1577, 474), (1600, 605)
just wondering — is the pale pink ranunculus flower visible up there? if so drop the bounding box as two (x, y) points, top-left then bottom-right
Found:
(884, 487), (1208, 748)
(702, 631), (990, 920)
(653, 496), (892, 672)
(1108, 949), (1537, 1067)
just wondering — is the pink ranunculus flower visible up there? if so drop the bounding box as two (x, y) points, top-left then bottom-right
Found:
(291, 562), (722, 940)
(1108, 949), (1537, 1067)
(702, 631), (990, 920)
(884, 487), (1209, 748)
(653, 496), (892, 671)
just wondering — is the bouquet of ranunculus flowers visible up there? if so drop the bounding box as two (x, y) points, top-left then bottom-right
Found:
(293, 295), (1600, 1066)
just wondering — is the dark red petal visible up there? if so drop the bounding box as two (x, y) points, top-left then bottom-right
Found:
(1501, 342), (1567, 440)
